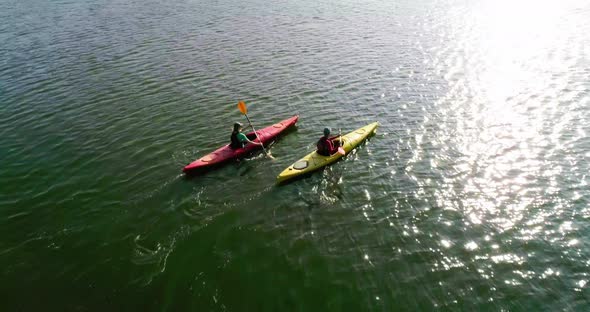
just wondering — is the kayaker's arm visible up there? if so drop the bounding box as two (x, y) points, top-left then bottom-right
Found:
(329, 136), (342, 147)
(238, 133), (263, 146)
(245, 138), (263, 146)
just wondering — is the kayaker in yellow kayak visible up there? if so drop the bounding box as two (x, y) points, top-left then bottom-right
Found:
(316, 127), (341, 156)
(230, 122), (262, 149)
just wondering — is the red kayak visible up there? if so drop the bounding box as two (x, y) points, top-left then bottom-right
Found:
(183, 115), (298, 174)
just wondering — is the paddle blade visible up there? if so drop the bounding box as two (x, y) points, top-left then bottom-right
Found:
(338, 147), (345, 155)
(237, 101), (248, 114)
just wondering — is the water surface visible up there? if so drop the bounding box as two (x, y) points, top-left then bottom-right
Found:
(1, 0), (590, 310)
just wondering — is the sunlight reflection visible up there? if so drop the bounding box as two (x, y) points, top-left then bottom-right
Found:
(435, 0), (587, 236)
(491, 254), (524, 265)
(464, 241), (478, 251)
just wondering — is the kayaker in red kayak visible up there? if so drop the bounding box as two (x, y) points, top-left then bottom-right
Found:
(316, 127), (341, 156)
(230, 122), (263, 149)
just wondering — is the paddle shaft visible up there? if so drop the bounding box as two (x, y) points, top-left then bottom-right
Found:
(244, 114), (269, 155)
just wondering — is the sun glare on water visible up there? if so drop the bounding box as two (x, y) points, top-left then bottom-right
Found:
(433, 0), (589, 235)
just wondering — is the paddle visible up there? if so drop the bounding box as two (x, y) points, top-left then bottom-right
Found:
(237, 101), (274, 159)
(337, 128), (345, 155)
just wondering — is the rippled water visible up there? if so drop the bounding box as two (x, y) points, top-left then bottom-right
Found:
(1, 0), (590, 310)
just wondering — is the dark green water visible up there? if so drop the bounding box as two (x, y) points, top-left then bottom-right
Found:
(2, 0), (590, 310)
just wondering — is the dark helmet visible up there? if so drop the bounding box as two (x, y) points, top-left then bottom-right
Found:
(323, 127), (331, 136)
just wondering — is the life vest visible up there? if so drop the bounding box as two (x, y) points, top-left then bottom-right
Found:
(230, 130), (244, 149)
(316, 137), (331, 156)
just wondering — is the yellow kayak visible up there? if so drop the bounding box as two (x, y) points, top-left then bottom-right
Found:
(276, 122), (378, 184)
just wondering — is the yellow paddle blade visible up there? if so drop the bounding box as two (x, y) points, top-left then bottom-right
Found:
(237, 101), (247, 114)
